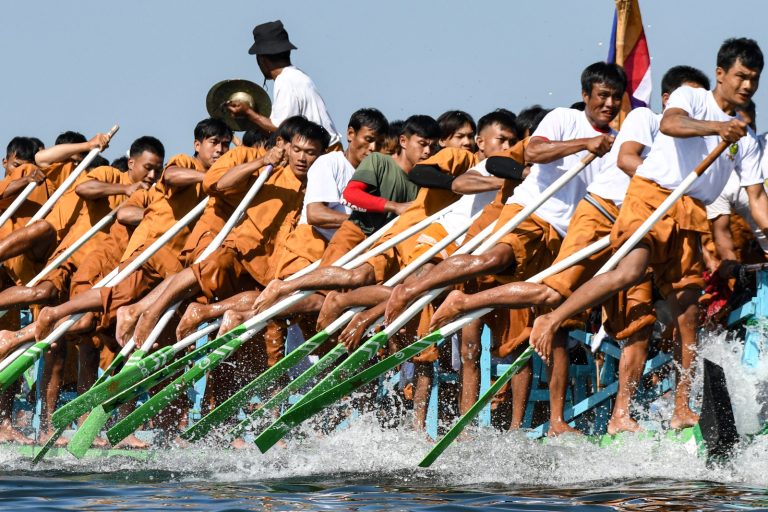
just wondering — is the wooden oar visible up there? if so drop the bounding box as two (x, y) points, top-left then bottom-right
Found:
(254, 153), (599, 452)
(0, 125), (119, 230)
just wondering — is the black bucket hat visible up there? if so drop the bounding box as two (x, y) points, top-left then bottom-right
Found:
(248, 20), (297, 55)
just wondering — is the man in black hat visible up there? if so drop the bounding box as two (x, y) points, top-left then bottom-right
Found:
(227, 20), (343, 147)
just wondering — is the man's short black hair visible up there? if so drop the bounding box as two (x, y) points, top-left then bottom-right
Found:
(348, 108), (389, 136)
(516, 105), (551, 136)
(717, 38), (764, 72)
(291, 118), (331, 150)
(6, 136), (43, 162)
(194, 118), (233, 142)
(129, 136), (165, 159)
(243, 129), (269, 148)
(581, 61), (627, 96)
(570, 101), (586, 111)
(88, 155), (109, 169)
(477, 109), (518, 137)
(54, 131), (87, 145)
(402, 115), (440, 140)
(436, 110), (476, 140)
(111, 156), (129, 171)
(661, 65), (711, 94)
(275, 115), (310, 146)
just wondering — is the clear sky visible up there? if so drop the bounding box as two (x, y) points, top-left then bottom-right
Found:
(1, 0), (766, 162)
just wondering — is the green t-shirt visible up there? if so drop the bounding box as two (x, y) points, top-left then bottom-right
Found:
(348, 152), (420, 236)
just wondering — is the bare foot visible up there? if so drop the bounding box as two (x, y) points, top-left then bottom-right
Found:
(0, 422), (33, 445)
(114, 433), (149, 449)
(338, 310), (379, 351)
(115, 304), (142, 346)
(230, 437), (251, 449)
(607, 414), (643, 435)
(316, 291), (344, 330)
(35, 307), (59, 341)
(0, 330), (31, 360)
(429, 290), (468, 330)
(218, 310), (246, 337)
(252, 279), (287, 314)
(385, 284), (413, 325)
(529, 313), (560, 364)
(37, 429), (68, 447)
(670, 406), (699, 430)
(90, 436), (110, 448)
(547, 420), (581, 437)
(176, 303), (209, 340)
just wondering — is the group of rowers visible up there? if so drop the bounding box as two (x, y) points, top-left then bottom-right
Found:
(0, 36), (763, 449)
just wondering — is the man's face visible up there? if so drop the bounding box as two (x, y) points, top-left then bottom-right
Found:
(347, 126), (381, 166)
(475, 123), (517, 157)
(288, 136), (323, 180)
(440, 123), (475, 151)
(582, 82), (623, 128)
(127, 151), (163, 185)
(2, 152), (28, 173)
(195, 135), (232, 169)
(717, 59), (761, 108)
(400, 134), (435, 165)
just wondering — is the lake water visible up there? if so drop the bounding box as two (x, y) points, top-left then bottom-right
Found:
(1, 331), (767, 511)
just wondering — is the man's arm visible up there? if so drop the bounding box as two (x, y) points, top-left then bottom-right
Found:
(76, 180), (147, 200)
(616, 140), (646, 177)
(659, 108), (747, 142)
(306, 202), (348, 229)
(451, 170), (504, 194)
(116, 206), (145, 226)
(227, 102), (278, 134)
(342, 181), (410, 215)
(745, 183), (768, 238)
(35, 133), (109, 167)
(162, 167), (205, 188)
(211, 146), (283, 193)
(1, 169), (45, 198)
(525, 134), (614, 164)
(710, 214), (738, 277)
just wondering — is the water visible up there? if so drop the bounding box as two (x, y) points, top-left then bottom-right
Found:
(1, 331), (767, 511)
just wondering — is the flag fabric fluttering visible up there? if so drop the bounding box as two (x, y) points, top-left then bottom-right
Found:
(608, 0), (651, 127)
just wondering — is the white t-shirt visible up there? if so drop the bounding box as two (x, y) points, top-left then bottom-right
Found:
(509, 108), (614, 236)
(706, 170), (768, 253)
(300, 151), (355, 240)
(636, 86), (763, 204)
(270, 66), (343, 147)
(437, 159), (498, 244)
(588, 107), (660, 207)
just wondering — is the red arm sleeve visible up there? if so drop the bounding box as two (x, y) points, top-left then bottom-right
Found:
(342, 180), (387, 213)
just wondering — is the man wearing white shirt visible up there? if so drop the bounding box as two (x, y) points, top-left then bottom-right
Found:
(531, 38), (768, 430)
(227, 20), (343, 147)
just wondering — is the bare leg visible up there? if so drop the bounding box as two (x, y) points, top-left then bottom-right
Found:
(38, 344), (67, 446)
(386, 244), (516, 324)
(0, 382), (33, 445)
(607, 327), (650, 435)
(530, 246), (651, 364)
(176, 291), (261, 340)
(670, 288), (700, 429)
(0, 220), (56, 264)
(546, 331), (579, 436)
(412, 363), (433, 430)
(115, 277), (174, 345)
(35, 289), (104, 340)
(131, 268), (202, 345)
(317, 286), (393, 330)
(458, 319), (482, 415)
(0, 282), (58, 310)
(0, 325), (37, 360)
(509, 358), (532, 429)
(253, 264), (376, 313)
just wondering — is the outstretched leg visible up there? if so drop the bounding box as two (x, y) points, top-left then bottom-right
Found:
(35, 289), (103, 340)
(0, 220), (56, 264)
(176, 291), (261, 340)
(115, 277), (175, 345)
(0, 282), (58, 311)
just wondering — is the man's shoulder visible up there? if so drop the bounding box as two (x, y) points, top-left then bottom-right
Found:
(166, 153), (204, 171)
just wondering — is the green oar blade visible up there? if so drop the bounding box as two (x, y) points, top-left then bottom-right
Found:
(183, 329), (332, 442)
(419, 346), (534, 467)
(107, 336), (246, 445)
(0, 341), (50, 392)
(67, 405), (112, 458)
(253, 331), (416, 453)
(31, 425), (66, 465)
(227, 344), (346, 439)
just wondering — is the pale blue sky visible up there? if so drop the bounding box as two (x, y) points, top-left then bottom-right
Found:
(1, 0), (766, 162)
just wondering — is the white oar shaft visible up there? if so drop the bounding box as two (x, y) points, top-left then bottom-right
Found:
(28, 125), (119, 225)
(0, 182), (37, 230)
(475, 154), (596, 254)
